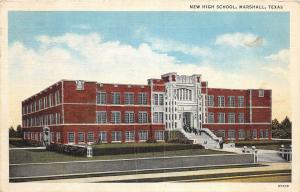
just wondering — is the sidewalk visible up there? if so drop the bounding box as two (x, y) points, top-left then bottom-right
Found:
(34, 162), (291, 183)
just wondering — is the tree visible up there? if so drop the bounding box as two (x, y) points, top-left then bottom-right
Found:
(271, 116), (292, 139)
(16, 125), (22, 138)
(9, 126), (16, 138)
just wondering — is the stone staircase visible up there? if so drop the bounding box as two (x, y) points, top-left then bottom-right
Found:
(180, 128), (222, 149)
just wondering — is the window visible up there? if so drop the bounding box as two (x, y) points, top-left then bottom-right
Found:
(68, 132), (75, 143)
(125, 131), (135, 142)
(55, 113), (60, 124)
(218, 96), (225, 107)
(49, 114), (54, 124)
(265, 129), (269, 138)
(56, 132), (61, 143)
(138, 93), (147, 105)
(51, 132), (55, 143)
(154, 94), (159, 105)
(112, 92), (120, 104)
(260, 129), (264, 138)
(54, 91), (61, 105)
(125, 111), (134, 123)
(228, 129), (236, 140)
(228, 112), (235, 123)
(78, 132), (85, 143)
(125, 92), (134, 105)
(87, 132), (94, 142)
(155, 131), (164, 141)
(252, 129), (257, 138)
(177, 88), (192, 101)
(238, 129), (245, 139)
(208, 95), (214, 107)
(139, 130), (148, 141)
(112, 131), (122, 142)
(44, 97), (47, 108)
(159, 112), (164, 123)
(238, 96), (244, 107)
(138, 112), (148, 123)
(228, 96), (235, 107)
(96, 111), (107, 124)
(96, 92), (106, 104)
(218, 113), (225, 123)
(259, 89), (264, 97)
(111, 111), (121, 124)
(99, 132), (107, 143)
(49, 94), (52, 107)
(208, 112), (214, 123)
(238, 113), (244, 123)
(159, 94), (164, 105)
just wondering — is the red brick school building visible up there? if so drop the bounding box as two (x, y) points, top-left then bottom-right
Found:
(21, 72), (272, 145)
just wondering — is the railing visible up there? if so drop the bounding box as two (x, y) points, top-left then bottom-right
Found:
(241, 146), (258, 163)
(279, 145), (292, 161)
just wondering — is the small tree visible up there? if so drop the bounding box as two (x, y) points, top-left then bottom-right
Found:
(16, 125), (22, 138)
(9, 126), (16, 138)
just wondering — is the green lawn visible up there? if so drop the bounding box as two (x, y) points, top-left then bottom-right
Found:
(10, 144), (231, 164)
(235, 140), (291, 150)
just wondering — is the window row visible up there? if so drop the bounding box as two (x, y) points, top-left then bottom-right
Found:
(215, 129), (269, 140)
(96, 111), (149, 124)
(24, 132), (62, 143)
(66, 130), (164, 143)
(96, 92), (148, 105)
(23, 90), (61, 115)
(175, 88), (192, 101)
(23, 112), (61, 127)
(207, 95), (245, 107)
(207, 112), (244, 124)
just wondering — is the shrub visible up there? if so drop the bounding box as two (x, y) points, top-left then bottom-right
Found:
(146, 138), (157, 143)
(46, 144), (87, 156)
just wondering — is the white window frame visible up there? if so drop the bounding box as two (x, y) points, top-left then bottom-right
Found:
(228, 129), (236, 140)
(51, 132), (55, 143)
(218, 113), (225, 123)
(228, 112), (235, 123)
(111, 111), (121, 124)
(78, 132), (85, 143)
(218, 96), (225, 107)
(238, 129), (245, 139)
(138, 93), (147, 105)
(138, 112), (148, 123)
(125, 92), (134, 105)
(112, 92), (121, 104)
(56, 132), (61, 143)
(139, 130), (148, 141)
(99, 131), (107, 143)
(87, 132), (94, 143)
(68, 132), (75, 144)
(258, 89), (264, 97)
(238, 96), (244, 107)
(96, 92), (107, 104)
(112, 131), (122, 142)
(96, 111), (107, 124)
(125, 131), (135, 142)
(238, 113), (244, 123)
(208, 112), (214, 123)
(155, 131), (164, 141)
(228, 96), (235, 107)
(208, 95), (214, 107)
(125, 111), (134, 124)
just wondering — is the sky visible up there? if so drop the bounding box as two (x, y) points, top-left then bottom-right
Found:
(8, 11), (290, 127)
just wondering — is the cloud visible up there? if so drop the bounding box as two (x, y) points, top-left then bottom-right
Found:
(8, 32), (290, 126)
(265, 49), (289, 64)
(134, 27), (213, 58)
(215, 32), (264, 48)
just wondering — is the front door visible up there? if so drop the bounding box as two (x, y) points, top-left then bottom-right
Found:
(183, 112), (191, 128)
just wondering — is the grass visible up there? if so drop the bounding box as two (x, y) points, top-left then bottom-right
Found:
(9, 144), (231, 164)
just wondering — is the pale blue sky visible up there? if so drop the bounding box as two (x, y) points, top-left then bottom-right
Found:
(8, 11), (290, 125)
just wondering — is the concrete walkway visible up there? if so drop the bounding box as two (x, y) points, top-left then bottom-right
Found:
(33, 162), (291, 183)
